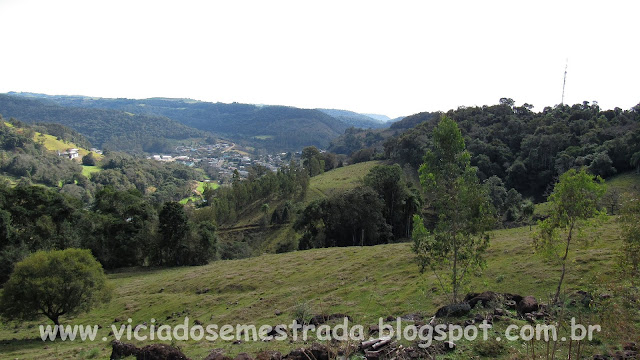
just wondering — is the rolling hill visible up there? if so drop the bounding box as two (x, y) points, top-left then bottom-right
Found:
(6, 93), (360, 151)
(0, 218), (633, 359)
(0, 94), (207, 153)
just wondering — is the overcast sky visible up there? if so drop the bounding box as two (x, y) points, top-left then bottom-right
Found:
(1, 0), (638, 118)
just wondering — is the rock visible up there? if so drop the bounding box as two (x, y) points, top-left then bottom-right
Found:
(401, 313), (423, 321)
(266, 324), (287, 337)
(232, 340), (243, 345)
(368, 325), (379, 334)
(114, 318), (122, 323)
(110, 340), (139, 359)
(204, 349), (233, 360)
(532, 311), (546, 319)
(196, 288), (211, 294)
(435, 303), (471, 318)
(385, 315), (395, 322)
(624, 342), (638, 352)
(493, 308), (505, 316)
(283, 349), (307, 360)
(308, 343), (332, 360)
(110, 340), (189, 360)
(474, 314), (484, 323)
(309, 313), (352, 326)
(137, 343), (189, 360)
(284, 343), (332, 360)
(504, 293), (524, 304)
(275, 309), (282, 316)
(517, 296), (539, 314)
(442, 341), (456, 351)
(255, 351), (282, 360)
(505, 300), (517, 310)
(525, 313), (536, 324)
(194, 319), (203, 326)
(600, 293), (613, 300)
(465, 291), (497, 309)
(234, 353), (253, 360)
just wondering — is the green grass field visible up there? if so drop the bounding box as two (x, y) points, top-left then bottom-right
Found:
(180, 181), (219, 204)
(0, 218), (635, 359)
(81, 165), (101, 178)
(33, 132), (104, 161)
(305, 160), (382, 203)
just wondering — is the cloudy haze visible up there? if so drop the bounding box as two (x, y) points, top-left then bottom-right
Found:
(1, 0), (638, 118)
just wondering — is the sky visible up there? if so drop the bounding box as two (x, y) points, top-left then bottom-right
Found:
(1, 0), (638, 118)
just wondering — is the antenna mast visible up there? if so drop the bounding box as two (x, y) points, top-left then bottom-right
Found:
(561, 59), (568, 105)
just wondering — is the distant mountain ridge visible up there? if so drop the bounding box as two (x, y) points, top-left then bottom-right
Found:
(0, 94), (204, 153)
(6, 93), (386, 151)
(316, 108), (390, 129)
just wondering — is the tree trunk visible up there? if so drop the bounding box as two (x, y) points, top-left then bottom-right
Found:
(48, 313), (60, 326)
(554, 222), (574, 303)
(452, 235), (458, 304)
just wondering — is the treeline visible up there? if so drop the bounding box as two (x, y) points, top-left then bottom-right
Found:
(203, 161), (310, 225)
(382, 100), (640, 200)
(0, 183), (217, 284)
(294, 164), (420, 249)
(0, 95), (205, 152)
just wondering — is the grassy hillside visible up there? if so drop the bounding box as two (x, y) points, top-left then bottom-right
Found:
(33, 131), (103, 161)
(0, 218), (635, 359)
(305, 160), (383, 203)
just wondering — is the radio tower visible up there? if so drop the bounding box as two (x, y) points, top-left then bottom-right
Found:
(561, 60), (568, 105)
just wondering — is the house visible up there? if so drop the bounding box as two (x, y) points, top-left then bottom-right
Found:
(58, 148), (79, 160)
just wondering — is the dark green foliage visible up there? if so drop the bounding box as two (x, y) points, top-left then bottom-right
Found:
(0, 248), (111, 325)
(3, 94), (350, 151)
(209, 162), (309, 225)
(82, 152), (96, 166)
(295, 186), (392, 249)
(0, 94), (204, 152)
(364, 164), (420, 239)
(384, 101), (640, 200)
(157, 202), (190, 266)
(91, 187), (156, 268)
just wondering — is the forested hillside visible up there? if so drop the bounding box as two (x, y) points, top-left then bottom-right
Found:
(0, 94), (206, 152)
(6, 93), (354, 151)
(330, 100), (640, 201)
(316, 108), (389, 129)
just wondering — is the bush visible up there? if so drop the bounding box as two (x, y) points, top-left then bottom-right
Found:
(0, 248), (112, 325)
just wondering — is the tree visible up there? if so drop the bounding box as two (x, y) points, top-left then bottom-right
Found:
(534, 168), (606, 303)
(412, 116), (495, 303)
(82, 152), (96, 166)
(619, 198), (640, 278)
(521, 199), (535, 230)
(157, 201), (190, 266)
(0, 248), (111, 326)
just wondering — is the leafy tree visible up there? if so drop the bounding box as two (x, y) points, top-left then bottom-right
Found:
(364, 164), (418, 239)
(589, 151), (616, 178)
(0, 248), (111, 326)
(619, 198), (640, 278)
(412, 116), (495, 303)
(521, 199), (535, 230)
(157, 201), (190, 266)
(82, 152), (96, 166)
(534, 168), (606, 303)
